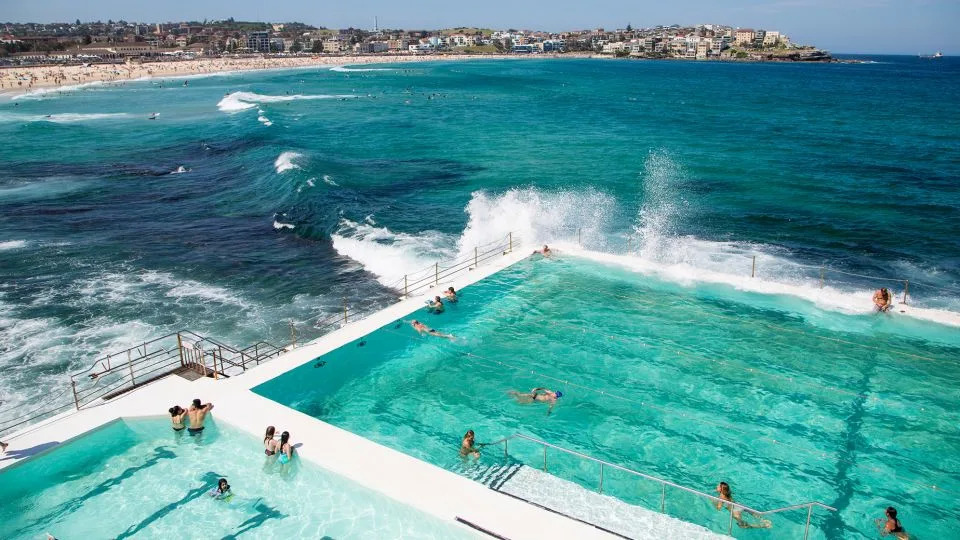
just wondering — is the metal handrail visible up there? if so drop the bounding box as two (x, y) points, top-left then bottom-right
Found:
(488, 432), (836, 536)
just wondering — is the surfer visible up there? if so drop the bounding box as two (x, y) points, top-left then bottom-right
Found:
(148, 112), (158, 120)
(873, 287), (892, 312)
(508, 387), (562, 415)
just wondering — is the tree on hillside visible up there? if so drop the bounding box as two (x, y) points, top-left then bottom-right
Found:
(626, 23), (632, 32)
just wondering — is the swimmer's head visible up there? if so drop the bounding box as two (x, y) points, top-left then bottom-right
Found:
(192, 398), (202, 408)
(411, 319), (419, 325)
(447, 287), (455, 293)
(169, 405), (183, 416)
(465, 429), (474, 439)
(717, 482), (731, 497)
(280, 431), (290, 445)
(435, 296), (442, 302)
(218, 478), (230, 492)
(555, 391), (563, 399)
(264, 425), (275, 439)
(886, 507), (898, 519)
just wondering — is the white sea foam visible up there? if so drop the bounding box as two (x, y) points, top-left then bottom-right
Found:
(322, 174), (338, 186)
(0, 240), (28, 250)
(329, 65), (395, 73)
(274, 151), (302, 173)
(331, 218), (454, 286)
(273, 220), (295, 231)
(170, 166), (190, 175)
(257, 114), (273, 126)
(217, 91), (358, 112)
(306, 178), (316, 187)
(9, 80), (107, 100)
(0, 112), (130, 123)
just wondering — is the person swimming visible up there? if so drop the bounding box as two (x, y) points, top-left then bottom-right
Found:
(508, 387), (563, 415)
(444, 287), (458, 303)
(263, 426), (278, 456)
(426, 296), (445, 313)
(877, 506), (908, 539)
(187, 398), (214, 434)
(715, 482), (772, 529)
(410, 320), (454, 340)
(168, 405), (187, 432)
(533, 244), (552, 257)
(873, 287), (892, 312)
(460, 429), (482, 459)
(209, 478), (232, 500)
(277, 431), (293, 465)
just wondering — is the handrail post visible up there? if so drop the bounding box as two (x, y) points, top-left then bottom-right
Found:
(598, 462), (604, 493)
(404, 274), (408, 297)
(751, 255), (756, 278)
(177, 333), (186, 367)
(127, 350), (135, 387)
(509, 232), (513, 253)
(819, 266), (825, 288)
(577, 228), (581, 246)
(503, 439), (508, 459)
(435, 262), (439, 286)
(660, 484), (666, 512)
(343, 300), (348, 323)
(728, 506), (735, 534)
(902, 280), (909, 304)
(474, 246), (478, 268)
(254, 342), (260, 365)
(71, 379), (80, 410)
(289, 320), (297, 349)
(803, 504), (813, 540)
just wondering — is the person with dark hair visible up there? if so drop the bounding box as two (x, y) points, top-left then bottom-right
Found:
(460, 429), (482, 459)
(263, 426), (278, 456)
(209, 478), (232, 500)
(873, 287), (892, 312)
(1, 441), (7, 454)
(715, 481), (772, 529)
(168, 405), (187, 431)
(877, 506), (907, 538)
(187, 399), (214, 435)
(277, 431), (293, 465)
(426, 296), (445, 314)
(410, 320), (454, 340)
(508, 387), (563, 416)
(444, 287), (458, 303)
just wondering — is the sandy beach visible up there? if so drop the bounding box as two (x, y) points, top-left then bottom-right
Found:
(0, 53), (586, 95)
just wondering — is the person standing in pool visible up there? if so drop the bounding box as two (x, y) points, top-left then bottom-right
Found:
(877, 506), (908, 539)
(444, 287), (458, 303)
(168, 405), (187, 432)
(427, 296), (445, 313)
(873, 288), (892, 312)
(715, 482), (771, 529)
(187, 399), (214, 435)
(277, 431), (294, 465)
(263, 426), (279, 456)
(460, 430), (482, 459)
(508, 388), (563, 415)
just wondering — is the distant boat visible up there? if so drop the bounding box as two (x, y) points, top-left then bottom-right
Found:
(919, 51), (943, 59)
(148, 113), (159, 120)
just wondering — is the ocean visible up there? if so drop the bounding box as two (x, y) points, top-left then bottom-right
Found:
(1, 55), (958, 423)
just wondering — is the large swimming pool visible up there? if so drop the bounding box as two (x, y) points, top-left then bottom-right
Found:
(254, 255), (960, 538)
(0, 418), (474, 539)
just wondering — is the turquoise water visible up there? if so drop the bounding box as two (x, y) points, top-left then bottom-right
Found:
(0, 418), (472, 539)
(2, 56), (959, 428)
(254, 255), (960, 538)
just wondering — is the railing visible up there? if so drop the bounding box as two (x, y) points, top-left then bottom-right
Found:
(489, 433), (836, 539)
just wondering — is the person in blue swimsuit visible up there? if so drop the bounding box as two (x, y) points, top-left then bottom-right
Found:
(277, 431), (293, 465)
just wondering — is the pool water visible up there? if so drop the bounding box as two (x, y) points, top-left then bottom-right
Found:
(254, 255), (960, 538)
(0, 418), (474, 539)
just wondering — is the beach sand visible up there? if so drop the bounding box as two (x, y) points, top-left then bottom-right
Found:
(0, 53), (589, 95)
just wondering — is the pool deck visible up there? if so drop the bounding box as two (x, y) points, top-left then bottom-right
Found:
(1, 246), (641, 539)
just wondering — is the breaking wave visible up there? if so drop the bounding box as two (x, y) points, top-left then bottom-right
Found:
(217, 91), (358, 112)
(331, 218), (455, 286)
(330, 66), (394, 72)
(274, 151), (302, 174)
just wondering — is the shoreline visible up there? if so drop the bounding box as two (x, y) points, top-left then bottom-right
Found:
(0, 53), (593, 95)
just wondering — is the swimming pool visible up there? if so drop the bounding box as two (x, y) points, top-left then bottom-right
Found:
(254, 255), (960, 538)
(0, 417), (474, 539)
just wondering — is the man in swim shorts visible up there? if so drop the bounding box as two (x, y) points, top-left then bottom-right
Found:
(187, 398), (214, 434)
(509, 387), (563, 415)
(410, 320), (454, 340)
(873, 288), (892, 312)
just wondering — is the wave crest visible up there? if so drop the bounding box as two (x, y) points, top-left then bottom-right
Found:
(217, 91), (358, 112)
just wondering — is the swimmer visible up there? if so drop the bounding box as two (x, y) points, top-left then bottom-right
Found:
(209, 478), (232, 500)
(263, 426), (278, 456)
(876, 506), (908, 539)
(460, 429), (482, 459)
(533, 244), (552, 257)
(444, 287), (458, 302)
(187, 398), (214, 435)
(873, 287), (892, 312)
(168, 405), (187, 432)
(509, 387), (563, 415)
(277, 431), (293, 464)
(409, 320), (454, 340)
(426, 296), (445, 313)
(715, 482), (772, 529)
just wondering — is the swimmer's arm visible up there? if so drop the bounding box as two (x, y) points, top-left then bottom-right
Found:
(546, 402), (555, 416)
(204, 403), (214, 412)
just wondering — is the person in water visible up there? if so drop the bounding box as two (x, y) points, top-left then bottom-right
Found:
(187, 398), (214, 435)
(263, 426), (279, 456)
(410, 320), (454, 340)
(427, 296), (445, 313)
(277, 431), (293, 465)
(533, 245), (552, 257)
(209, 478), (232, 500)
(877, 506), (907, 539)
(873, 288), (892, 312)
(168, 405), (187, 432)
(509, 387), (563, 415)
(460, 430), (482, 459)
(715, 482), (772, 529)
(444, 287), (458, 303)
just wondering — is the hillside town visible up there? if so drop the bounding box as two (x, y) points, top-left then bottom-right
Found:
(1, 19), (830, 66)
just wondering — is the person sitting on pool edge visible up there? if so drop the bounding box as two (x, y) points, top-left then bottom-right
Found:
(444, 287), (458, 303)
(876, 506), (908, 539)
(508, 387), (563, 415)
(873, 287), (892, 312)
(410, 320), (454, 340)
(187, 398), (214, 435)
(426, 296), (444, 314)
(715, 482), (772, 529)
(460, 429), (483, 459)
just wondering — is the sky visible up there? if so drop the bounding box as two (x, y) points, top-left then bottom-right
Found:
(1, 0), (957, 54)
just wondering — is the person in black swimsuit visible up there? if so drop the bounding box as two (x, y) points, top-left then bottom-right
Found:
(878, 506), (907, 538)
(169, 405), (186, 431)
(263, 426), (279, 456)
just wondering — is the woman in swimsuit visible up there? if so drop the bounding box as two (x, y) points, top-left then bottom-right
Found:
(715, 482), (772, 529)
(263, 426), (279, 456)
(878, 506), (907, 539)
(460, 430), (481, 459)
(278, 431), (293, 465)
(169, 405), (186, 431)
(444, 287), (458, 303)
